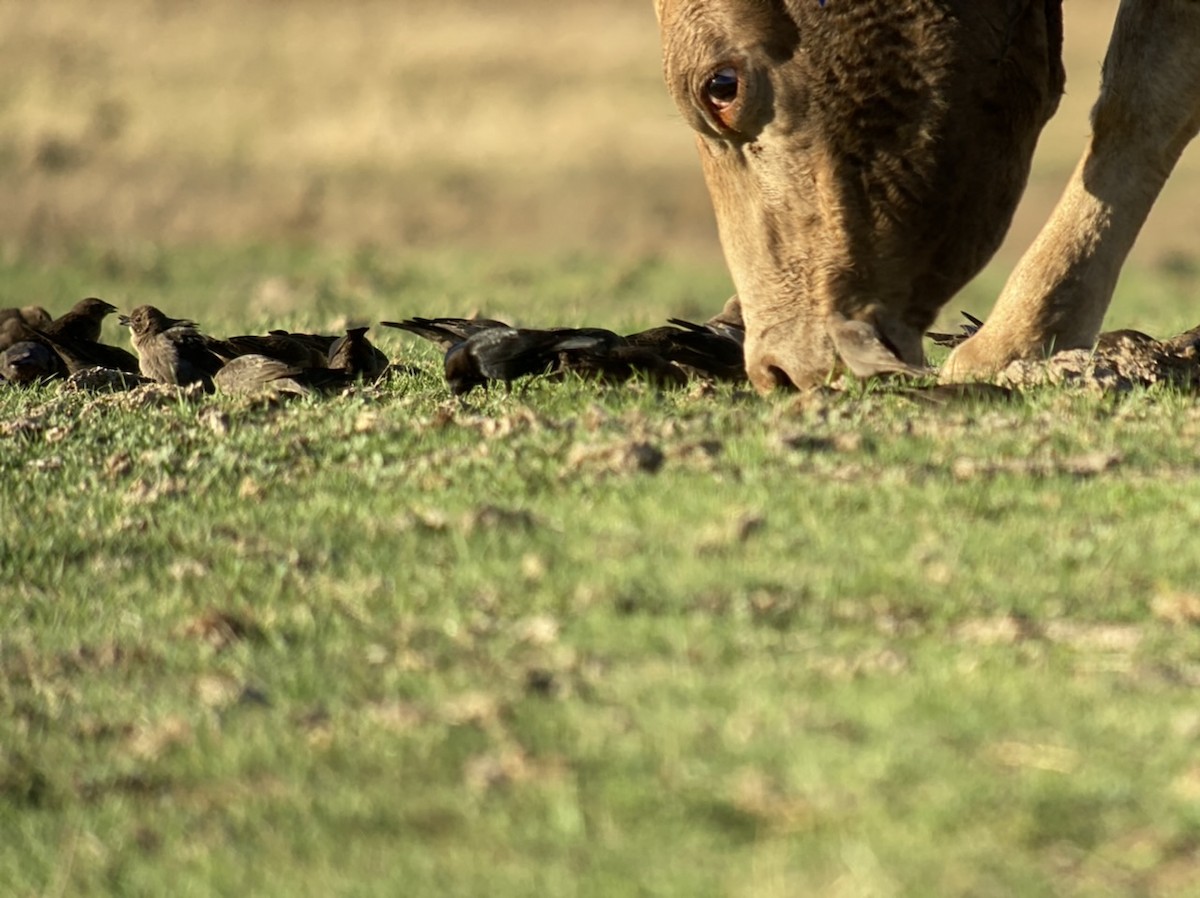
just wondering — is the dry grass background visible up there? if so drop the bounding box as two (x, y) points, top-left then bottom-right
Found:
(0, 0), (1196, 267)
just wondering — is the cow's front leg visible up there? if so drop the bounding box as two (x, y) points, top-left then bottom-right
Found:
(942, 0), (1200, 381)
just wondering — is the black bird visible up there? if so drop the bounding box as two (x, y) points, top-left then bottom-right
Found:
(686, 317), (745, 347)
(380, 317), (511, 352)
(44, 297), (119, 343)
(119, 305), (225, 391)
(444, 326), (621, 395)
(625, 318), (745, 381)
(926, 311), (985, 349)
(1, 341), (64, 384)
(213, 354), (352, 396)
(704, 295), (746, 341)
(556, 343), (688, 388)
(327, 326), (389, 381)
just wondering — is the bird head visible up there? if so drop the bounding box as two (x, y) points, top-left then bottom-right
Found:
(73, 297), (119, 320)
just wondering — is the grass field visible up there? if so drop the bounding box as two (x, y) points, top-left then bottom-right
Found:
(4, 2), (1200, 896)
(4, 247), (1200, 897)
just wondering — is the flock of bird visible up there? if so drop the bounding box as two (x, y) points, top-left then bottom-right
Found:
(7, 298), (1200, 399)
(0, 297), (748, 397)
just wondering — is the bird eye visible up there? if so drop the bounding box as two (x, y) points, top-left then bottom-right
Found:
(705, 67), (739, 109)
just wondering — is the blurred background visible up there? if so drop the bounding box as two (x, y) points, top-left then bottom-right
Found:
(1, 0), (1196, 286)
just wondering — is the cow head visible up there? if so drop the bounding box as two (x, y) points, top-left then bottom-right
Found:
(655, 0), (1064, 389)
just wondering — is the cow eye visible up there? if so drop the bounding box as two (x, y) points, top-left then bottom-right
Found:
(705, 67), (739, 108)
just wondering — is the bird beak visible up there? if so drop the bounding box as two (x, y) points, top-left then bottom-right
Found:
(118, 315), (131, 327)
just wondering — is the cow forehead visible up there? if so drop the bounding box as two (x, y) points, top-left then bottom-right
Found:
(656, 0), (793, 48)
(656, 0), (800, 97)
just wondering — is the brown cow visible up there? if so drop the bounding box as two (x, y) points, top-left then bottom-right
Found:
(654, 1), (1200, 389)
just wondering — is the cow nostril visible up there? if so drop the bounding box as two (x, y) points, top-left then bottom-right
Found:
(765, 364), (797, 391)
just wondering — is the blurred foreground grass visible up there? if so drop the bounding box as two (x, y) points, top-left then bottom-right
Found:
(3, 247), (1200, 896)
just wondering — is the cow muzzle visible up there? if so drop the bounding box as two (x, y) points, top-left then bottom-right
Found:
(744, 310), (929, 392)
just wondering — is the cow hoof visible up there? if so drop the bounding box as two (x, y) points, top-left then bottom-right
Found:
(939, 332), (1013, 383)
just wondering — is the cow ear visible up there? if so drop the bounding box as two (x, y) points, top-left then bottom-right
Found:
(826, 312), (928, 379)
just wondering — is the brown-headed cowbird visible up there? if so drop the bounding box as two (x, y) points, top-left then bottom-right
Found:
(213, 354), (352, 397)
(44, 297), (118, 343)
(667, 317), (746, 378)
(1, 307), (54, 351)
(0, 305), (52, 328)
(119, 305), (225, 391)
(207, 332), (331, 369)
(926, 311), (985, 349)
(1162, 324), (1200, 356)
(0, 317), (38, 352)
(1, 341), (64, 384)
(625, 318), (745, 382)
(327, 327), (389, 381)
(706, 294), (744, 335)
(267, 330), (338, 357)
(32, 327), (140, 375)
(826, 313), (930, 379)
(1094, 328), (1159, 352)
(444, 326), (622, 395)
(380, 317), (511, 351)
(556, 343), (688, 388)
(1, 307), (42, 324)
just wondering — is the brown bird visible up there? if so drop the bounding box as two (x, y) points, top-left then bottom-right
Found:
(0, 306), (58, 351)
(44, 297), (119, 343)
(2, 308), (54, 356)
(1, 341), (64, 384)
(0, 317), (39, 353)
(827, 313), (930, 379)
(267, 330), (338, 358)
(0, 305), (52, 328)
(213, 354), (352, 397)
(31, 327), (140, 375)
(1162, 324), (1200, 356)
(1095, 328), (1159, 352)
(207, 332), (331, 369)
(327, 327), (389, 381)
(119, 305), (225, 391)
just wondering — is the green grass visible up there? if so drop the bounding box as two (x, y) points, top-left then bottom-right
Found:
(3, 245), (1200, 897)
